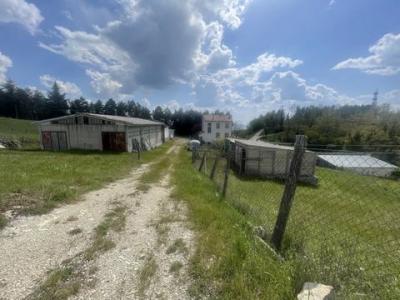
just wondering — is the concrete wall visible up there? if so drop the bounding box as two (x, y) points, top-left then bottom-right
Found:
(126, 125), (163, 152)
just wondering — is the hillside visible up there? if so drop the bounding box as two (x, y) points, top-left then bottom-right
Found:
(0, 117), (39, 149)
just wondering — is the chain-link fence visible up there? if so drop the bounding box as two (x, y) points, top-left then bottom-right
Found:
(192, 137), (400, 298)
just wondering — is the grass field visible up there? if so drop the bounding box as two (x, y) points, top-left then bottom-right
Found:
(172, 148), (295, 299)
(183, 149), (400, 299)
(0, 117), (39, 148)
(0, 142), (173, 229)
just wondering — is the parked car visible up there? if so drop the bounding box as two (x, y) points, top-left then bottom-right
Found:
(187, 140), (200, 151)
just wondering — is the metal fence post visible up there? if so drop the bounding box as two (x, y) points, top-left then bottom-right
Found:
(271, 135), (306, 250)
(199, 151), (207, 172)
(192, 148), (196, 163)
(210, 155), (219, 180)
(222, 150), (231, 197)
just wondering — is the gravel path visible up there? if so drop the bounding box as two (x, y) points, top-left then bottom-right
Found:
(0, 144), (195, 300)
(72, 174), (194, 300)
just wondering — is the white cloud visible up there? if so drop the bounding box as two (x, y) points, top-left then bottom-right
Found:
(162, 100), (180, 111)
(40, 74), (82, 99)
(0, 51), (12, 83)
(329, 0), (336, 6)
(193, 52), (303, 107)
(333, 33), (400, 75)
(40, 0), (252, 96)
(0, 0), (43, 34)
(86, 69), (123, 97)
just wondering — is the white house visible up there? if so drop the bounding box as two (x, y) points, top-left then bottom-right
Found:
(200, 114), (232, 143)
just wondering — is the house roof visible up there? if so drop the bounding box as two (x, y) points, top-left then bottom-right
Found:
(203, 114), (232, 122)
(318, 154), (398, 169)
(36, 113), (165, 126)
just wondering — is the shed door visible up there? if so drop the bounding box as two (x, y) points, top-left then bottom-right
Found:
(102, 132), (126, 151)
(42, 131), (67, 151)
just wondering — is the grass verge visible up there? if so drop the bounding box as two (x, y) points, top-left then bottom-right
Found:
(171, 147), (294, 299)
(0, 141), (173, 229)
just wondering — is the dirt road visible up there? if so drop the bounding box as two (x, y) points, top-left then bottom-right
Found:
(0, 144), (195, 299)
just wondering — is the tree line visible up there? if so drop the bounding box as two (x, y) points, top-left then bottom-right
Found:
(0, 80), (214, 136)
(247, 103), (400, 148)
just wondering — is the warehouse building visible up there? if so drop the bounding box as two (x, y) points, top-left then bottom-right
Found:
(228, 139), (318, 184)
(318, 154), (398, 177)
(37, 113), (167, 152)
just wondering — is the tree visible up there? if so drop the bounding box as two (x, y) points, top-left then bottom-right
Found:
(92, 100), (104, 114)
(70, 97), (89, 114)
(116, 101), (128, 116)
(46, 82), (69, 118)
(153, 106), (164, 122)
(104, 98), (117, 115)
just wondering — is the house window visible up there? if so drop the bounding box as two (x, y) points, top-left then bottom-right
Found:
(207, 123), (212, 133)
(216, 122), (220, 129)
(216, 132), (220, 138)
(225, 133), (229, 138)
(225, 122), (229, 129)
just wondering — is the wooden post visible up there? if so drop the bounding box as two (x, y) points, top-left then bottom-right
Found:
(198, 151), (206, 172)
(222, 150), (231, 197)
(192, 147), (196, 163)
(271, 135), (306, 251)
(210, 155), (219, 180)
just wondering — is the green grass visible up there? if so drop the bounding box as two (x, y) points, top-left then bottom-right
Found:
(169, 261), (183, 274)
(205, 153), (400, 298)
(27, 266), (81, 300)
(137, 253), (158, 299)
(166, 238), (188, 255)
(0, 141), (173, 229)
(171, 148), (294, 299)
(175, 147), (400, 299)
(137, 155), (172, 192)
(0, 117), (39, 148)
(84, 203), (127, 260)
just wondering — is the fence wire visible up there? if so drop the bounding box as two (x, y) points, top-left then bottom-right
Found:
(192, 142), (400, 299)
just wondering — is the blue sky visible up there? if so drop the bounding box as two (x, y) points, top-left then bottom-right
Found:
(0, 0), (399, 124)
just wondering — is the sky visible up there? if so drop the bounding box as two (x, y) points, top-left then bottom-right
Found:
(0, 0), (399, 125)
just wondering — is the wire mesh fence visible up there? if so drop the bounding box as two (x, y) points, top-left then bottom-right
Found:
(192, 138), (400, 298)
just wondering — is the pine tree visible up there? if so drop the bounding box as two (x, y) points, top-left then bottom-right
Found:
(103, 98), (117, 115)
(46, 82), (69, 118)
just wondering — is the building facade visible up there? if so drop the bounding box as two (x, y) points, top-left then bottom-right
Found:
(36, 113), (166, 152)
(200, 114), (232, 143)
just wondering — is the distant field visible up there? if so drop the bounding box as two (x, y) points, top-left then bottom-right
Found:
(0, 117), (39, 148)
(0, 142), (173, 229)
(189, 150), (400, 298)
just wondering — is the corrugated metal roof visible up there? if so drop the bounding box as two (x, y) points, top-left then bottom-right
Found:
(203, 114), (232, 122)
(234, 139), (294, 150)
(318, 154), (398, 169)
(36, 113), (165, 126)
(86, 114), (164, 126)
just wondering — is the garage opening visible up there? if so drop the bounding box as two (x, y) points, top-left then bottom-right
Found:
(41, 131), (68, 151)
(102, 132), (126, 151)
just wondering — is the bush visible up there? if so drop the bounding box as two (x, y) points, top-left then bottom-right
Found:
(391, 169), (400, 178)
